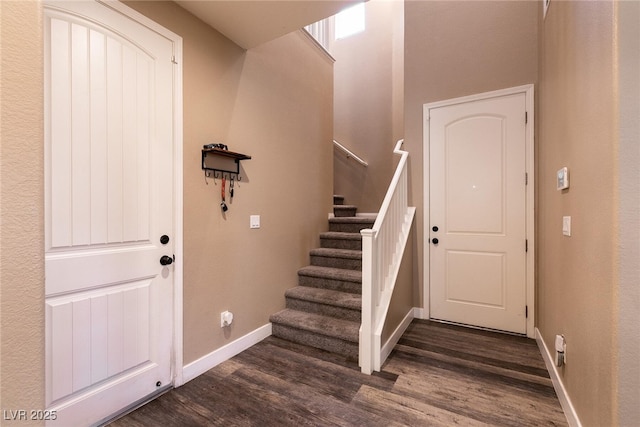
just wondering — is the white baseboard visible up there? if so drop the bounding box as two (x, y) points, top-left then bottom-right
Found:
(535, 328), (582, 427)
(413, 307), (427, 319)
(181, 323), (272, 384)
(380, 308), (415, 366)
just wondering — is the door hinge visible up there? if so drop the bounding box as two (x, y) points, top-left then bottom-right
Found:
(525, 239), (528, 252)
(525, 172), (528, 185)
(171, 55), (178, 64)
(525, 111), (528, 124)
(525, 305), (529, 318)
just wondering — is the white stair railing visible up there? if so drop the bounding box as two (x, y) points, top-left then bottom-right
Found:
(359, 139), (415, 374)
(333, 139), (368, 167)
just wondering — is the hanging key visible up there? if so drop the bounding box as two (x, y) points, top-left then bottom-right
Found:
(230, 177), (235, 199)
(221, 176), (228, 212)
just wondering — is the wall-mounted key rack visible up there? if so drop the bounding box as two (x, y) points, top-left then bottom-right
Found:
(201, 146), (251, 180)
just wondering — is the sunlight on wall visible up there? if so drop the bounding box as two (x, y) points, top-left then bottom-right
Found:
(335, 2), (365, 40)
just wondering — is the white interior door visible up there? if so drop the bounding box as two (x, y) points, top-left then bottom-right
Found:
(44, 2), (177, 425)
(428, 92), (527, 334)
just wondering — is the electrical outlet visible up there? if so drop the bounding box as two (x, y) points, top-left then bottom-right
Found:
(250, 215), (260, 229)
(555, 334), (566, 366)
(220, 311), (233, 327)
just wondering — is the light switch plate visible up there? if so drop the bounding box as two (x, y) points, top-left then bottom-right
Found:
(250, 215), (260, 229)
(562, 216), (571, 236)
(557, 167), (569, 190)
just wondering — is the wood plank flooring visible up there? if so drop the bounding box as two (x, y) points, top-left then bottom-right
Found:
(109, 320), (567, 426)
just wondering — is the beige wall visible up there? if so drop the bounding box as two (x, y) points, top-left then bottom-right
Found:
(537, 2), (639, 425)
(332, 0), (404, 212)
(404, 0), (538, 312)
(125, 1), (334, 364)
(381, 220), (415, 345)
(615, 2), (640, 424)
(0, 1), (46, 424)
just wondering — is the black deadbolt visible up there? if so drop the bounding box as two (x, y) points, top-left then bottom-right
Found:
(432, 238), (439, 245)
(160, 235), (170, 245)
(160, 255), (173, 266)
(432, 226), (439, 232)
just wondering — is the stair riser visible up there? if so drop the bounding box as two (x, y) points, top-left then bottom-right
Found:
(310, 255), (361, 270)
(271, 324), (358, 359)
(329, 222), (372, 233)
(298, 274), (361, 294)
(334, 207), (357, 217)
(320, 238), (362, 251)
(285, 298), (361, 322)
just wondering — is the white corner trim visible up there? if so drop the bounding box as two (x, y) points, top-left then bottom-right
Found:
(380, 308), (415, 366)
(535, 328), (582, 427)
(182, 323), (272, 384)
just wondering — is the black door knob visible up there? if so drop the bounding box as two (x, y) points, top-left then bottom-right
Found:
(432, 238), (439, 245)
(160, 255), (173, 266)
(432, 226), (439, 232)
(160, 235), (170, 245)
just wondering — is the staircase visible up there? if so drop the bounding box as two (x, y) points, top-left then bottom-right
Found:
(269, 195), (374, 360)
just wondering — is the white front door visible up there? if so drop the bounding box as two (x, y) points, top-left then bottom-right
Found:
(427, 91), (528, 334)
(44, 2), (178, 425)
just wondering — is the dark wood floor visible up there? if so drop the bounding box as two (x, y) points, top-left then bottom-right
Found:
(109, 320), (567, 426)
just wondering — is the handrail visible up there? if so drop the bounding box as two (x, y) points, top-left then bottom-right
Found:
(359, 139), (415, 374)
(333, 140), (368, 167)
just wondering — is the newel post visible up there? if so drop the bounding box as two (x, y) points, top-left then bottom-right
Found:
(359, 228), (376, 374)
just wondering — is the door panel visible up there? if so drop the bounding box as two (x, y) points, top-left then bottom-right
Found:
(429, 93), (526, 334)
(45, 2), (175, 425)
(446, 116), (505, 234)
(46, 280), (151, 402)
(48, 19), (154, 249)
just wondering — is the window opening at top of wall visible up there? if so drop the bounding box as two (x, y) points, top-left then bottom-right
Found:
(335, 2), (365, 40)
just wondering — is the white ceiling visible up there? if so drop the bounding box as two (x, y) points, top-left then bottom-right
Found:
(175, 1), (360, 49)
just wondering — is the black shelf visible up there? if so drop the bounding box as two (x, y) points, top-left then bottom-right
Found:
(201, 148), (251, 177)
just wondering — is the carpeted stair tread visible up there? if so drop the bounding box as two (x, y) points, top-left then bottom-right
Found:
(320, 232), (362, 250)
(320, 231), (362, 241)
(329, 216), (375, 224)
(310, 247), (362, 260)
(270, 309), (359, 343)
(298, 265), (362, 282)
(285, 286), (361, 311)
(271, 197), (366, 357)
(328, 216), (375, 233)
(297, 266), (362, 293)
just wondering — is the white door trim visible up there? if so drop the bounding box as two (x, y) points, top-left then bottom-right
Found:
(423, 84), (535, 338)
(99, 0), (185, 386)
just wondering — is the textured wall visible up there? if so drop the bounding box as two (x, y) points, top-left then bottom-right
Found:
(124, 1), (334, 365)
(0, 1), (46, 425)
(404, 0), (538, 310)
(615, 2), (640, 424)
(537, 2), (618, 425)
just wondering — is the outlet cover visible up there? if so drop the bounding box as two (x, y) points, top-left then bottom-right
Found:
(250, 215), (260, 229)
